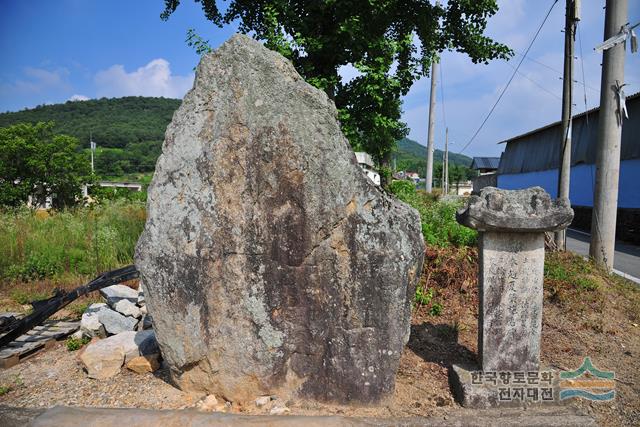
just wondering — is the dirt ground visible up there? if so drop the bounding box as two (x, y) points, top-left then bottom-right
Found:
(0, 250), (638, 426)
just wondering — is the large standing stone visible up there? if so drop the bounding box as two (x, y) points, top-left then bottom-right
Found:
(135, 34), (424, 404)
(451, 187), (573, 407)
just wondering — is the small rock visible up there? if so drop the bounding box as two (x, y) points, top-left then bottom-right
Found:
(139, 305), (148, 315)
(70, 330), (83, 340)
(98, 307), (138, 335)
(80, 340), (125, 379)
(270, 405), (290, 415)
(137, 290), (145, 305)
(100, 284), (139, 307)
(126, 353), (160, 374)
(80, 303), (108, 338)
(113, 299), (142, 318)
(255, 395), (271, 407)
(79, 330), (159, 379)
(197, 395), (219, 411)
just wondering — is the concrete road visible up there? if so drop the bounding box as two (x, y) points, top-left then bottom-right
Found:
(566, 228), (640, 284)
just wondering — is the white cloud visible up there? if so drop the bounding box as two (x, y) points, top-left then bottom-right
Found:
(94, 59), (194, 99)
(69, 94), (89, 101)
(2, 67), (70, 94)
(399, 0), (640, 157)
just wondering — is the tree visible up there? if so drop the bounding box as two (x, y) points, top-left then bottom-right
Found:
(0, 122), (92, 208)
(163, 0), (511, 166)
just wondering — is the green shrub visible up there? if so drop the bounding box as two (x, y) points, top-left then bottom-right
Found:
(66, 336), (91, 351)
(0, 385), (10, 396)
(387, 182), (477, 247)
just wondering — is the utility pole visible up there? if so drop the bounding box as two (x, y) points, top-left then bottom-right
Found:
(555, 0), (580, 250)
(590, 0), (628, 271)
(425, 59), (438, 192)
(444, 127), (449, 195)
(90, 132), (96, 173)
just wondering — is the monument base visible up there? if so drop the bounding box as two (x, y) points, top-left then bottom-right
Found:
(449, 364), (562, 409)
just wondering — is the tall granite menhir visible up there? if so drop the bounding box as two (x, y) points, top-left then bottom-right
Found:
(135, 35), (425, 404)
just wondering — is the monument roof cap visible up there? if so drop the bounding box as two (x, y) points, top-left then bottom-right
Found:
(456, 187), (573, 232)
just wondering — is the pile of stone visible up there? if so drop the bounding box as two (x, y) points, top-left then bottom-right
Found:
(79, 284), (151, 338)
(76, 284), (159, 379)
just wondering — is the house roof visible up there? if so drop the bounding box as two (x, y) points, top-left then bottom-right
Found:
(498, 91), (640, 145)
(471, 157), (501, 170)
(497, 91), (640, 174)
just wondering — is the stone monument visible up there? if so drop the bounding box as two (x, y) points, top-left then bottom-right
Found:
(135, 34), (425, 404)
(451, 186), (573, 407)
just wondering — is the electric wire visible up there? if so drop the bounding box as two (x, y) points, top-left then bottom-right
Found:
(505, 61), (562, 100)
(458, 0), (560, 154)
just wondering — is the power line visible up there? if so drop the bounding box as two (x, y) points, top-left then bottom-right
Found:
(459, 0), (559, 154)
(505, 61), (562, 100)
(577, 22), (590, 117)
(512, 49), (599, 92)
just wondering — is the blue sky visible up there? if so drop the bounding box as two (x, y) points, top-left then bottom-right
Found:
(1, 0), (639, 157)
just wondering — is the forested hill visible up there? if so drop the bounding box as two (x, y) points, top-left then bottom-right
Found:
(396, 138), (472, 168)
(0, 97), (181, 177)
(0, 97), (472, 178)
(0, 97), (181, 148)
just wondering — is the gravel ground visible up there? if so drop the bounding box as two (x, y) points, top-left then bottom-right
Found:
(0, 343), (196, 410)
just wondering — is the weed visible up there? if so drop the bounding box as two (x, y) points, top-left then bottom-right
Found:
(576, 277), (599, 291)
(544, 260), (570, 282)
(0, 200), (145, 281)
(10, 288), (50, 305)
(68, 301), (92, 318)
(66, 336), (91, 351)
(0, 385), (10, 395)
(429, 302), (444, 316)
(415, 285), (434, 306)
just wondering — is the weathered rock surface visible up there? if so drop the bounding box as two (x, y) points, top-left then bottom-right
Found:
(457, 186), (573, 232)
(98, 307), (138, 335)
(114, 299), (142, 318)
(80, 303), (108, 338)
(100, 284), (139, 306)
(80, 331), (159, 379)
(135, 34), (424, 404)
(126, 353), (161, 374)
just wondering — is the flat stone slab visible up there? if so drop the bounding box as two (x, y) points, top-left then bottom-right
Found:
(27, 405), (596, 427)
(99, 284), (139, 306)
(457, 187), (573, 232)
(449, 364), (563, 409)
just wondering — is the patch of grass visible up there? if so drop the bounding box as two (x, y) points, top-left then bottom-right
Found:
(388, 182), (476, 247)
(576, 277), (599, 291)
(66, 336), (91, 351)
(9, 288), (50, 305)
(544, 252), (609, 314)
(0, 200), (145, 282)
